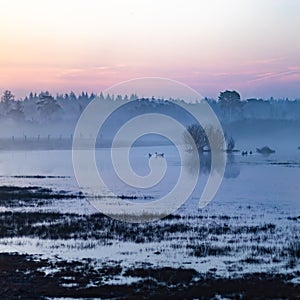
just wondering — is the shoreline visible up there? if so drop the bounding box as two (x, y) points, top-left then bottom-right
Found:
(0, 137), (174, 151)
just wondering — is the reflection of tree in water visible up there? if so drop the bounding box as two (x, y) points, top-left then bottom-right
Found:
(224, 154), (240, 178)
(184, 151), (240, 179)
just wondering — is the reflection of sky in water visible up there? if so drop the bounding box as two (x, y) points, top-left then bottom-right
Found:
(96, 138), (180, 200)
(0, 146), (299, 213)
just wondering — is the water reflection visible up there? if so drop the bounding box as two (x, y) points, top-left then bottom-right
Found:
(184, 151), (240, 179)
(224, 154), (240, 178)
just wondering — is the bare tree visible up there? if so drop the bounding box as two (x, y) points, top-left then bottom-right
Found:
(226, 136), (235, 152)
(183, 124), (207, 152)
(205, 125), (225, 151)
(1, 90), (14, 113)
(183, 124), (226, 152)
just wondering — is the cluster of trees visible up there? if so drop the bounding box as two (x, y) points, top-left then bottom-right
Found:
(1, 89), (300, 124)
(209, 90), (300, 121)
(184, 123), (235, 152)
(0, 90), (139, 123)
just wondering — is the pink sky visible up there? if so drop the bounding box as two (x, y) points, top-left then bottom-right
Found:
(0, 0), (299, 99)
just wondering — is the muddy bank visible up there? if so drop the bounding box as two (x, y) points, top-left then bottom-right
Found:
(0, 253), (299, 300)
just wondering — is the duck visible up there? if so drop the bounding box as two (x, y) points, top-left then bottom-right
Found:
(149, 152), (165, 158)
(156, 152), (164, 157)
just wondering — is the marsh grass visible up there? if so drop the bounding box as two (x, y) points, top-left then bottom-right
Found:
(187, 243), (232, 257)
(287, 241), (300, 259)
(0, 186), (84, 207)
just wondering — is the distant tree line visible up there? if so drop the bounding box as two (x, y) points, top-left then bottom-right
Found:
(1, 89), (300, 124)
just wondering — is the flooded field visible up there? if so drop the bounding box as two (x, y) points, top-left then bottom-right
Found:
(0, 146), (299, 299)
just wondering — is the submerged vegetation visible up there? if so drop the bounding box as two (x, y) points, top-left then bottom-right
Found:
(0, 176), (299, 298)
(0, 88), (299, 298)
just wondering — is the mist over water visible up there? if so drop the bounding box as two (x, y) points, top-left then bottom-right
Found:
(1, 0), (300, 296)
(0, 93), (299, 298)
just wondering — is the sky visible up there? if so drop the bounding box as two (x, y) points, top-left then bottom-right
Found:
(0, 0), (299, 99)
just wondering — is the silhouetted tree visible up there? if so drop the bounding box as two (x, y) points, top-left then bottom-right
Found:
(184, 124), (227, 152)
(184, 124), (207, 152)
(37, 93), (62, 120)
(69, 91), (77, 101)
(1, 90), (14, 114)
(1, 90), (15, 103)
(106, 93), (112, 101)
(130, 93), (138, 101)
(184, 124), (226, 152)
(89, 92), (96, 100)
(99, 91), (105, 101)
(226, 136), (235, 151)
(218, 90), (242, 121)
(7, 100), (25, 121)
(116, 95), (122, 102)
